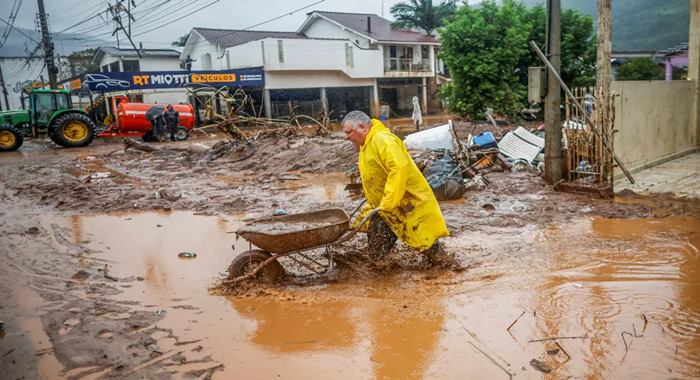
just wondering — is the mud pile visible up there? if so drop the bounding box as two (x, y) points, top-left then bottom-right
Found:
(4, 135), (358, 214)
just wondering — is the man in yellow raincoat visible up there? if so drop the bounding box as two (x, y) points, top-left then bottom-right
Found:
(341, 111), (458, 268)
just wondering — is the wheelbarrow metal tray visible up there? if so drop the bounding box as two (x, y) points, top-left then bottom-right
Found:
(237, 208), (350, 253)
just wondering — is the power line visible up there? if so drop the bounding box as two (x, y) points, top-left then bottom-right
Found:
(0, 16), (40, 44)
(0, 0), (23, 48)
(133, 0), (220, 37)
(69, 0), (200, 40)
(242, 0), (325, 31)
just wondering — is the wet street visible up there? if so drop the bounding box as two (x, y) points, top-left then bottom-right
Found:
(1, 140), (699, 379)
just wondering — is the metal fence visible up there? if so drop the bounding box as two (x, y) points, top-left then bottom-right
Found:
(384, 58), (431, 72)
(563, 87), (614, 185)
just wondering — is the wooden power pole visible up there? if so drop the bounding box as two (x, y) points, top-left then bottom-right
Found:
(596, 0), (613, 182)
(544, 0), (562, 184)
(37, 0), (58, 89)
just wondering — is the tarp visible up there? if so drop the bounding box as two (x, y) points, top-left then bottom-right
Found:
(81, 68), (265, 92)
(423, 153), (465, 201)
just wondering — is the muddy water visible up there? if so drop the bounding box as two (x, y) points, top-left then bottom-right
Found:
(37, 212), (700, 378)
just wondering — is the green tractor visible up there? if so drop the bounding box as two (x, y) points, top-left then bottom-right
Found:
(0, 88), (97, 152)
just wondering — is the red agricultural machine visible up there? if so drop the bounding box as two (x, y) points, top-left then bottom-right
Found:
(98, 96), (195, 141)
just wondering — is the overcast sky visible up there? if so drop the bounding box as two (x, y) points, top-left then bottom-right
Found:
(4, 0), (481, 50)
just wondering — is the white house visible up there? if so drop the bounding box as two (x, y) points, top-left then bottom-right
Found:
(91, 47), (187, 105)
(180, 11), (443, 119)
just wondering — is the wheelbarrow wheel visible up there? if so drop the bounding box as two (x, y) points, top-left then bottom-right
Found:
(228, 250), (283, 283)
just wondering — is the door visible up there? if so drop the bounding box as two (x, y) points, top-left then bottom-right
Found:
(401, 47), (413, 70)
(32, 92), (55, 126)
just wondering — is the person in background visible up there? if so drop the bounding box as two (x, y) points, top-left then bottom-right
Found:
(162, 104), (180, 141)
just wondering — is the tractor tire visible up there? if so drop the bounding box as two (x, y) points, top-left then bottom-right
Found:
(174, 126), (190, 141)
(228, 250), (284, 283)
(49, 113), (96, 148)
(0, 125), (23, 152)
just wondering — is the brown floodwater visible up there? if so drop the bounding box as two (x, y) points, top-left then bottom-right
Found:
(31, 211), (700, 378)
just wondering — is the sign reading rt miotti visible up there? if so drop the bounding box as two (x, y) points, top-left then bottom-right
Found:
(81, 68), (265, 92)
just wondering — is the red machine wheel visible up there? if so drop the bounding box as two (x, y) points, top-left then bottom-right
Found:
(228, 250), (283, 283)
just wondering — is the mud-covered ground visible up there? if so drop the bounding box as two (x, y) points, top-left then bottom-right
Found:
(1, 131), (699, 379)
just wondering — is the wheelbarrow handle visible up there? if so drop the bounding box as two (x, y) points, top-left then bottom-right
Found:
(354, 207), (380, 229)
(333, 207), (381, 245)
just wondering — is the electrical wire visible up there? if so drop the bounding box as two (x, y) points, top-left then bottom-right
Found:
(70, 0), (201, 39)
(0, 16), (40, 44)
(242, 0), (325, 31)
(0, 0), (23, 48)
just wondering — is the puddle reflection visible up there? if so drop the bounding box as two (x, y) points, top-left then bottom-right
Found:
(35, 212), (700, 378)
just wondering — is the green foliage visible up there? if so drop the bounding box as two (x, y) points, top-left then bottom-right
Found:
(439, 0), (529, 117)
(439, 0), (595, 117)
(172, 34), (189, 47)
(67, 48), (99, 74)
(390, 0), (457, 35)
(518, 5), (595, 87)
(615, 57), (663, 81)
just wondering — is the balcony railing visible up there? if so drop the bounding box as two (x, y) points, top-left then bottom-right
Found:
(384, 58), (432, 72)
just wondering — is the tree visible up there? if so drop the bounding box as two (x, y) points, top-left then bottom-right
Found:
(171, 33), (189, 47)
(615, 57), (663, 80)
(519, 5), (596, 88)
(438, 1), (596, 117)
(390, 0), (457, 35)
(439, 0), (529, 117)
(68, 49), (99, 75)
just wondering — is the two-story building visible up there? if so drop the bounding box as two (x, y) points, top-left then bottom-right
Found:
(180, 11), (442, 119)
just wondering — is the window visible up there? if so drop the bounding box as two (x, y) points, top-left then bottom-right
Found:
(261, 41), (266, 64)
(421, 45), (429, 60)
(201, 53), (212, 70)
(55, 93), (69, 109)
(32, 93), (54, 125)
(101, 65), (108, 73)
(108, 61), (120, 72)
(122, 60), (140, 72)
(402, 47), (413, 59)
(277, 40), (284, 63)
(345, 43), (354, 68)
(389, 45), (397, 58)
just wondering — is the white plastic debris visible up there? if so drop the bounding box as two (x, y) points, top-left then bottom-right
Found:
(403, 123), (454, 151)
(90, 172), (111, 179)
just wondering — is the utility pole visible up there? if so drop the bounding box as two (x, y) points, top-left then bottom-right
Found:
(37, 0), (58, 89)
(544, 0), (562, 184)
(0, 64), (9, 110)
(596, 0), (613, 182)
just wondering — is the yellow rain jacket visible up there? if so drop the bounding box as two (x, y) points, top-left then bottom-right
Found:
(353, 119), (449, 251)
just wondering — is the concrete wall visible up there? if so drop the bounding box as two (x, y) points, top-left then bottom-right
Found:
(1, 57), (72, 110)
(259, 38), (383, 79)
(303, 17), (372, 48)
(613, 80), (698, 174)
(265, 71), (375, 90)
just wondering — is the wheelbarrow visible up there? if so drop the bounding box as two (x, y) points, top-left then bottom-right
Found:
(229, 204), (377, 283)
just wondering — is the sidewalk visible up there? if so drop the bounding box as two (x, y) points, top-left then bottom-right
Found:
(615, 151), (700, 198)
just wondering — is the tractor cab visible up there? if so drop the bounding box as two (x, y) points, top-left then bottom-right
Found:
(29, 89), (74, 129)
